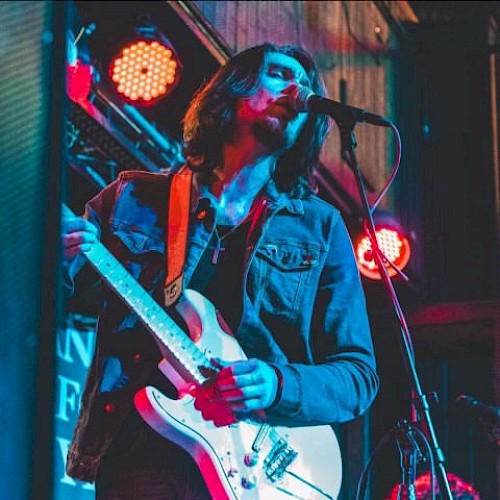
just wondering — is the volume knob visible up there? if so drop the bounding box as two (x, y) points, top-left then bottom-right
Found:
(241, 475), (257, 490)
(243, 452), (259, 467)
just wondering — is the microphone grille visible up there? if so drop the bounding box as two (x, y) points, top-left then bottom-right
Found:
(295, 86), (314, 112)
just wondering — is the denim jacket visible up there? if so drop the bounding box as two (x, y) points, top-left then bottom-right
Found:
(66, 170), (379, 482)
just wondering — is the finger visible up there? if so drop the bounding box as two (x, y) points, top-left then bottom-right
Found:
(218, 359), (258, 380)
(62, 237), (97, 260)
(217, 371), (263, 392)
(229, 395), (264, 412)
(195, 385), (220, 403)
(63, 231), (98, 247)
(79, 243), (95, 253)
(210, 357), (228, 370)
(212, 413), (238, 427)
(222, 386), (262, 403)
(194, 395), (238, 426)
(62, 217), (98, 235)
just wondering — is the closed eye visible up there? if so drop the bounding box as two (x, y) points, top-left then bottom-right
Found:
(268, 69), (287, 80)
(267, 64), (305, 84)
(266, 63), (309, 86)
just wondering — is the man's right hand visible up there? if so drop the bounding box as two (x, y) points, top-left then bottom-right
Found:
(61, 215), (99, 261)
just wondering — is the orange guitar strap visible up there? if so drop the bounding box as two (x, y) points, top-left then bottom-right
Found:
(164, 166), (193, 307)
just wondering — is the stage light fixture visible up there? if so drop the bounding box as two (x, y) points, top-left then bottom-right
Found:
(67, 59), (93, 103)
(109, 26), (181, 105)
(354, 214), (412, 280)
(66, 27), (94, 104)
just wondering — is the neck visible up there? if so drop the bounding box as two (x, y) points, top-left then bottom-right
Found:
(209, 136), (277, 224)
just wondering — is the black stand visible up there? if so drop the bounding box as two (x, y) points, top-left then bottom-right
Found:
(337, 116), (453, 500)
(395, 419), (423, 500)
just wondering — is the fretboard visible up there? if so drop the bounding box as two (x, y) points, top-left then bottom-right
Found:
(63, 205), (211, 385)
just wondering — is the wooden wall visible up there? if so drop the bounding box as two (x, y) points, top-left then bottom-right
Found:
(192, 0), (417, 213)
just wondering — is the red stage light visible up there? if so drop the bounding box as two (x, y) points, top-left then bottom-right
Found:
(355, 224), (411, 280)
(110, 39), (179, 104)
(66, 59), (93, 103)
(385, 471), (480, 500)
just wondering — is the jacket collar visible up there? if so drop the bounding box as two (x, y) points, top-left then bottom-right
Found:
(261, 179), (304, 215)
(192, 170), (304, 216)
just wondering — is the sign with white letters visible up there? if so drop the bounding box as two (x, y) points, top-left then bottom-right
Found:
(53, 314), (96, 499)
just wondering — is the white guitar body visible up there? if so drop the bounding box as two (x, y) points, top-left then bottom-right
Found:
(62, 204), (342, 500)
(135, 290), (342, 500)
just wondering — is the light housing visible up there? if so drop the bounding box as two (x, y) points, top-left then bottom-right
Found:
(109, 26), (181, 105)
(354, 214), (412, 280)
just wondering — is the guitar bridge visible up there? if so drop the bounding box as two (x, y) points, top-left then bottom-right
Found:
(263, 438), (298, 482)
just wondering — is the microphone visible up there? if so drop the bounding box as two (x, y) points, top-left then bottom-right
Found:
(455, 394), (500, 424)
(294, 86), (393, 128)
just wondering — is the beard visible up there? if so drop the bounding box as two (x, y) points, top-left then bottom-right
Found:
(251, 115), (293, 153)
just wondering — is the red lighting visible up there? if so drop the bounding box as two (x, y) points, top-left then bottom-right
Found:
(66, 59), (93, 103)
(355, 225), (411, 280)
(385, 472), (480, 500)
(104, 403), (116, 413)
(110, 40), (179, 104)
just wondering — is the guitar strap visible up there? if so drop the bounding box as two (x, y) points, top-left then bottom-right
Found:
(164, 166), (193, 307)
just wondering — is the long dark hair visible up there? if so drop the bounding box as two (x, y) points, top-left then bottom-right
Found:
(182, 44), (330, 196)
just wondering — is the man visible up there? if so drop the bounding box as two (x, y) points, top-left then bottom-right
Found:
(62, 44), (379, 499)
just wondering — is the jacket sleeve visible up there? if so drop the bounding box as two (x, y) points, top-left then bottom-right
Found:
(268, 213), (379, 426)
(63, 178), (121, 296)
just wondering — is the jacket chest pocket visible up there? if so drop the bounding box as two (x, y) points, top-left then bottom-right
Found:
(109, 225), (165, 284)
(252, 241), (322, 315)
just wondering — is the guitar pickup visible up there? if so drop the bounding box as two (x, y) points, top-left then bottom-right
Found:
(263, 438), (298, 482)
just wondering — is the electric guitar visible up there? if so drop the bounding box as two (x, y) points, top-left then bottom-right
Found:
(63, 205), (342, 499)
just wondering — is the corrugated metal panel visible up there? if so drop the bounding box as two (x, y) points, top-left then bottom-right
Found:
(0, 1), (58, 497)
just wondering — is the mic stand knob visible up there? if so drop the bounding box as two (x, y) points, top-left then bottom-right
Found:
(396, 419), (423, 500)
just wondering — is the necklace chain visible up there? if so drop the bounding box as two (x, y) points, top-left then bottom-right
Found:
(211, 221), (245, 264)
(214, 223), (239, 242)
(208, 189), (261, 264)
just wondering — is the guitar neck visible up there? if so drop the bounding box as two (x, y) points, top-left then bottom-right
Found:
(62, 205), (211, 386)
(87, 242), (211, 385)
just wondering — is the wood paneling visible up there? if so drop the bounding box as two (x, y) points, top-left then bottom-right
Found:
(193, 0), (404, 213)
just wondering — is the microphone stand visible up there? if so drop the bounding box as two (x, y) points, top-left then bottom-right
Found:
(335, 114), (453, 500)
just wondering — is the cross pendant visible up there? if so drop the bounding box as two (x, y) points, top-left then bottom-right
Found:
(212, 243), (225, 264)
